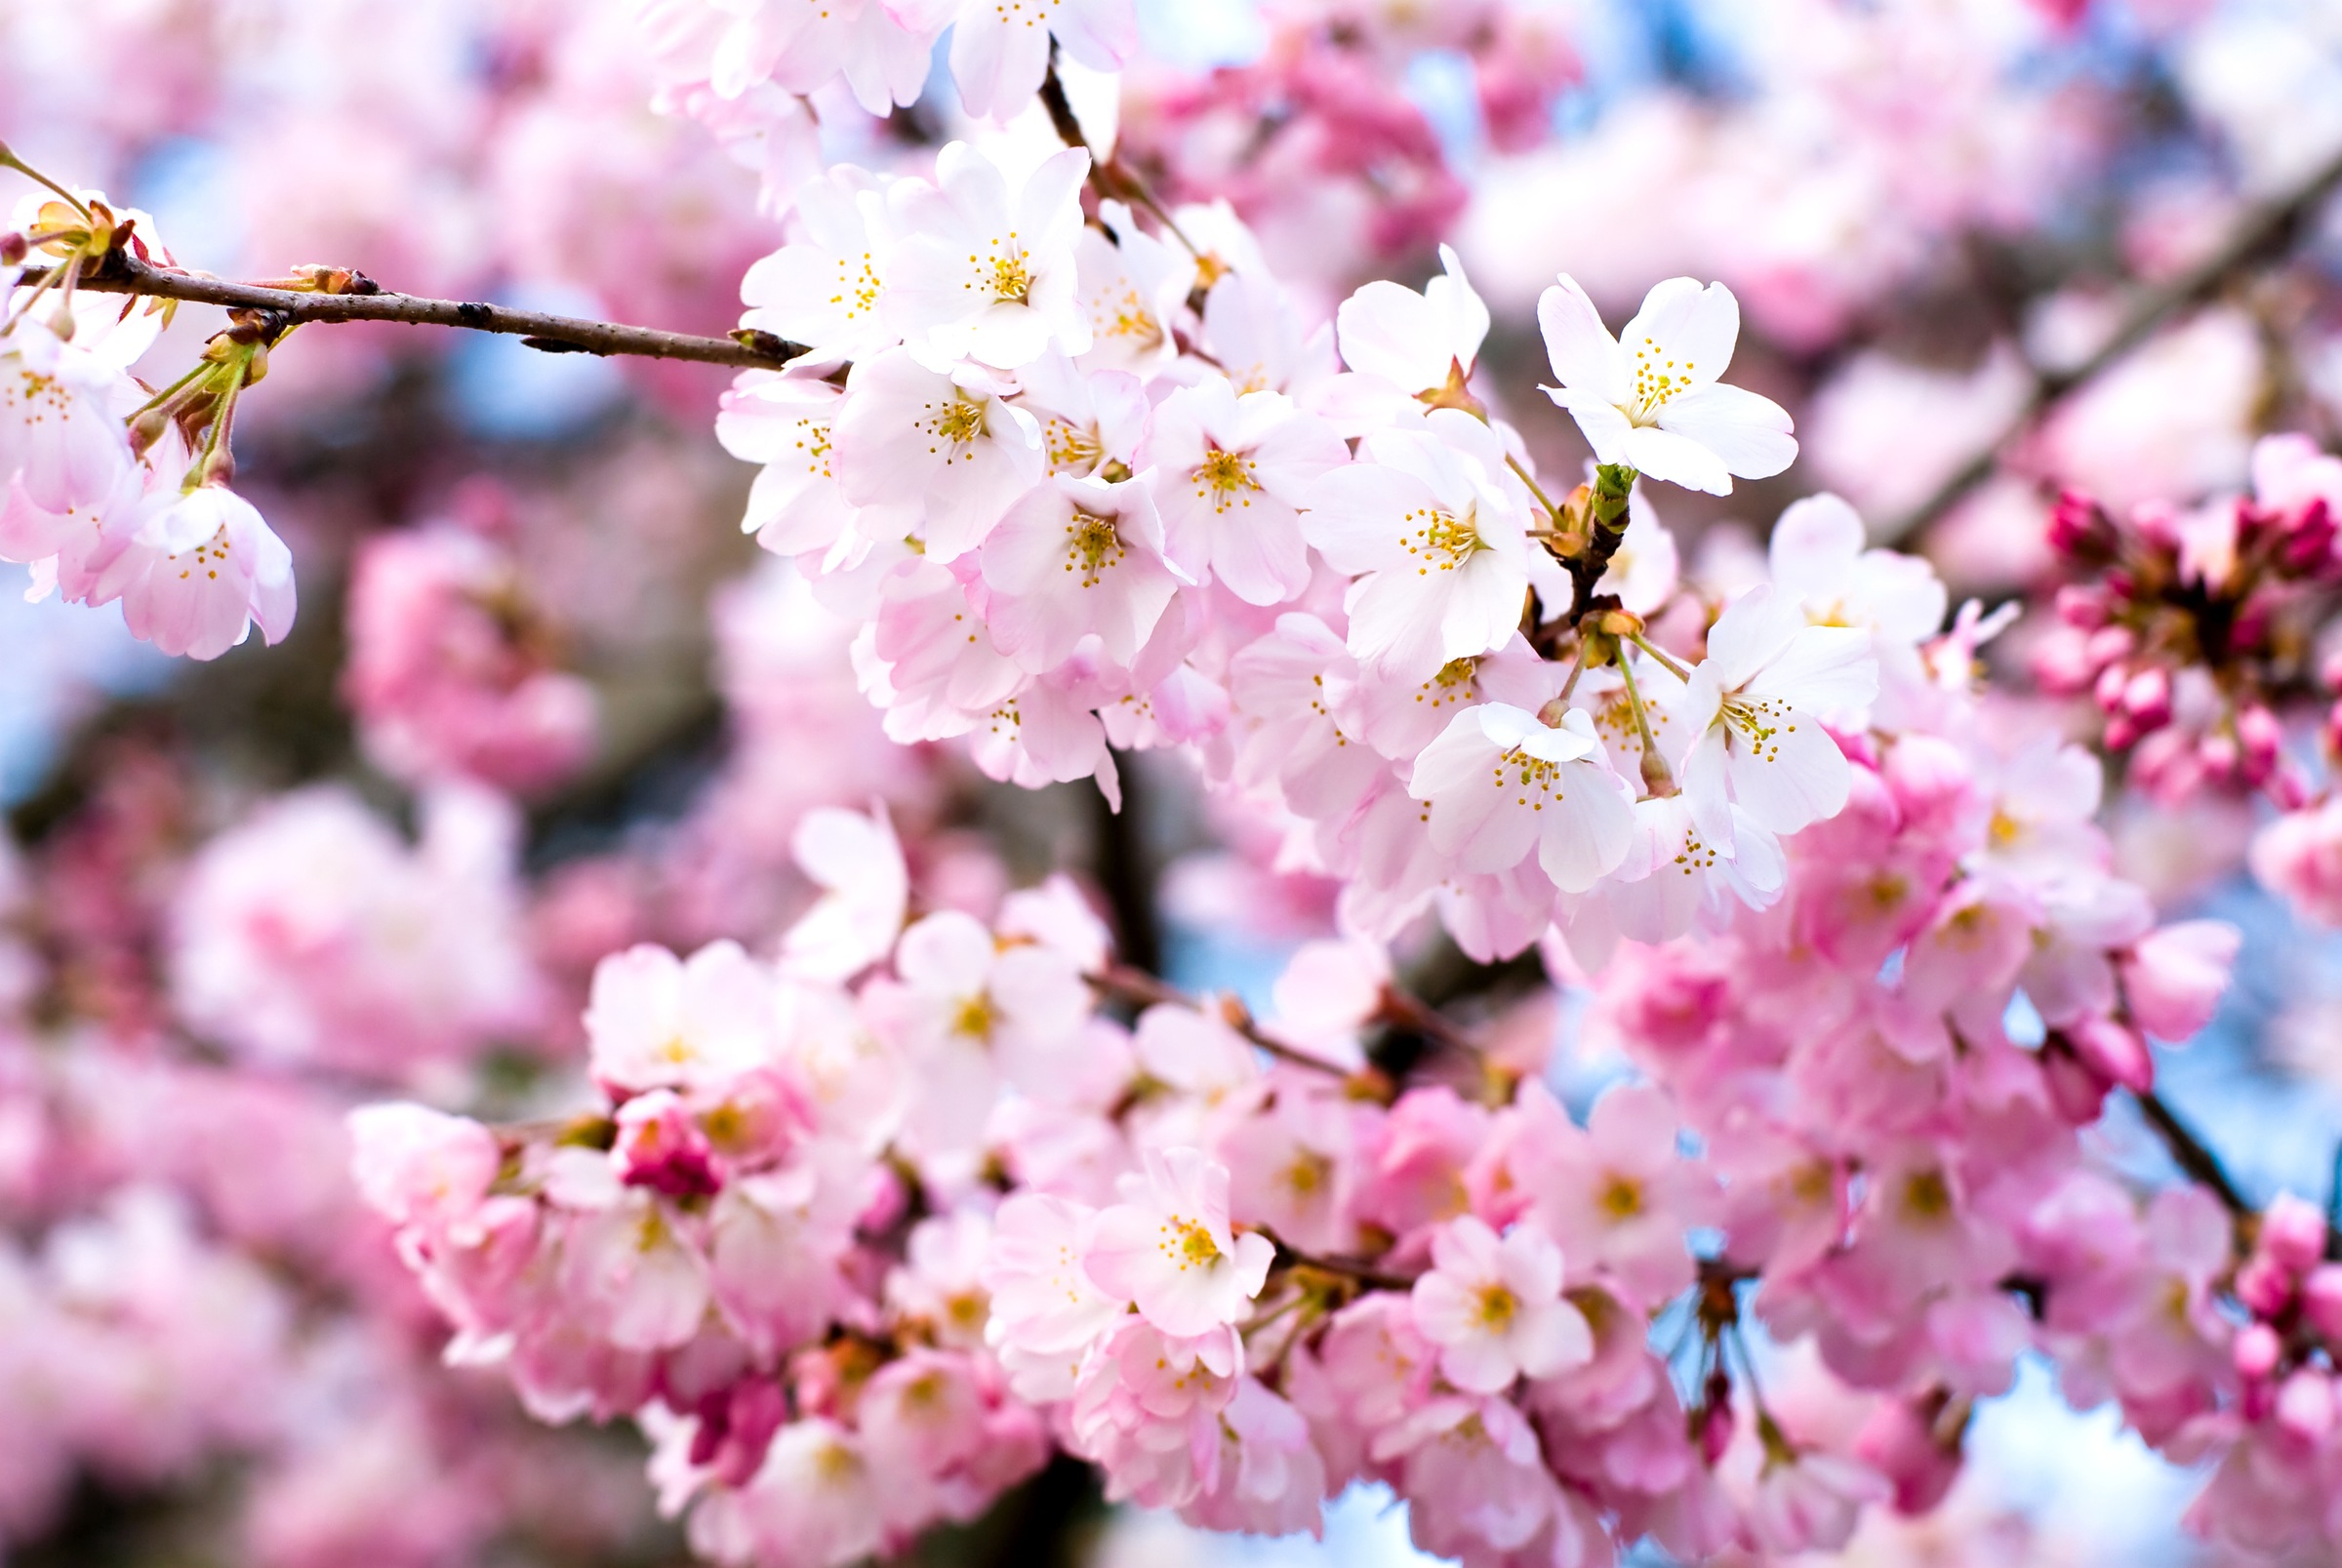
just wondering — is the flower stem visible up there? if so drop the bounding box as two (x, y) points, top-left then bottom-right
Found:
(0, 143), (92, 221)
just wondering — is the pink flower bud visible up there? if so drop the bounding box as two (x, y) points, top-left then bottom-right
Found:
(2053, 583), (2110, 630)
(614, 1090), (721, 1199)
(2302, 1266), (2342, 1342)
(2238, 704), (2282, 783)
(2040, 1044), (2112, 1123)
(2235, 1321), (2283, 1382)
(0, 230), (24, 266)
(2237, 1256), (2294, 1319)
(2120, 921), (2240, 1042)
(2047, 489), (2118, 562)
(2065, 1016), (2153, 1094)
(2277, 1370), (2336, 1442)
(2084, 624), (2136, 668)
(2121, 666), (2172, 731)
(1855, 1393), (1963, 1515)
(2262, 1194), (2328, 1274)
(2283, 497), (2334, 573)
(2093, 661), (2131, 714)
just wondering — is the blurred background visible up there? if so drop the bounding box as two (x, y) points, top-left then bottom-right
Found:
(5, 0), (2342, 1563)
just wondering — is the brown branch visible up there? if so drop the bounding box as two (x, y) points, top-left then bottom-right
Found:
(1087, 962), (1353, 1075)
(18, 248), (808, 370)
(2134, 1085), (2255, 1221)
(1885, 141), (2342, 542)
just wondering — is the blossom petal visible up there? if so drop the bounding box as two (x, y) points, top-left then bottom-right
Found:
(1655, 382), (1797, 481)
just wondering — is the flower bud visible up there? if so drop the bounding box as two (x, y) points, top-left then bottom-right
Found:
(2277, 1370), (2337, 1442)
(2237, 1255), (2293, 1319)
(2262, 1193), (2328, 1275)
(2121, 921), (2240, 1042)
(2302, 1265), (2342, 1343)
(2052, 583), (2109, 629)
(2234, 1321), (2282, 1382)
(2121, 666), (2172, 732)
(2047, 489), (2118, 563)
(0, 230), (24, 266)
(2065, 1016), (2152, 1094)
(2283, 497), (2334, 573)
(2238, 704), (2282, 783)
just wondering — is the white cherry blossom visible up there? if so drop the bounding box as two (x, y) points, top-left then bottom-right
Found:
(979, 470), (1185, 670)
(1407, 704), (1635, 894)
(1335, 244), (1491, 398)
(1537, 274), (1796, 497)
(715, 373), (859, 565)
(1660, 583), (1877, 846)
(884, 143), (1092, 372)
(738, 167), (894, 363)
(949, 0), (1140, 120)
(1074, 204), (1195, 376)
(1140, 377), (1347, 605)
(702, 0), (942, 115)
(585, 939), (778, 1094)
(95, 479), (297, 662)
(829, 349), (1046, 561)
(1304, 411), (1534, 684)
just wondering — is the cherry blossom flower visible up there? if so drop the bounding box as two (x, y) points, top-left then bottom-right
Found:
(1335, 244), (1492, 398)
(885, 144), (1092, 373)
(1663, 583), (1877, 844)
(1410, 1215), (1594, 1393)
(1084, 1146), (1273, 1338)
(978, 471), (1185, 670)
(1538, 273), (1797, 495)
(95, 480), (297, 662)
(585, 940), (778, 1095)
(738, 167), (894, 363)
(1140, 378), (1348, 605)
(1304, 413), (1536, 683)
(948, 0), (1138, 120)
(1407, 704), (1635, 894)
(780, 805), (909, 982)
(830, 351), (1046, 561)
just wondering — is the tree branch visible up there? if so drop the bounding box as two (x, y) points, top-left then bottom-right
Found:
(1885, 141), (2342, 542)
(17, 248), (809, 370)
(2134, 1085), (2254, 1221)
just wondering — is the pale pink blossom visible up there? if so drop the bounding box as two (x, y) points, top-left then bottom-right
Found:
(1140, 378), (1347, 606)
(1410, 1215), (1593, 1393)
(1084, 1146), (1273, 1338)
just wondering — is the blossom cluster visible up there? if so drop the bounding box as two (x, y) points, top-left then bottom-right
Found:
(0, 189), (296, 660)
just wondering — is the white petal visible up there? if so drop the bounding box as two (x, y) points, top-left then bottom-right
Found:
(1656, 382), (1797, 481)
(1536, 277), (1628, 403)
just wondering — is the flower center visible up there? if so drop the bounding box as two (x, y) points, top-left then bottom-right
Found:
(931, 396), (989, 450)
(951, 992), (996, 1040)
(1399, 505), (1480, 574)
(1192, 446), (1260, 512)
(1164, 1214), (1223, 1269)
(1599, 1176), (1644, 1220)
(1063, 511), (1126, 587)
(1474, 1283), (1519, 1331)
(1718, 695), (1793, 762)
(1045, 418), (1103, 474)
(1902, 1168), (1954, 1222)
(1630, 337), (1695, 421)
(1488, 746), (1567, 812)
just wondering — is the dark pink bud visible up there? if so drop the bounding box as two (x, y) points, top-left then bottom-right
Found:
(2066, 1016), (2153, 1094)
(2121, 667), (2172, 731)
(0, 231), (24, 266)
(2237, 1255), (2294, 1319)
(613, 1090), (721, 1199)
(1856, 1393), (1964, 1514)
(2283, 497), (2334, 573)
(2048, 489), (2119, 563)
(2235, 1321), (2283, 1382)
(2238, 705), (2282, 782)
(2040, 1040), (2113, 1123)
(2084, 624), (2137, 668)
(2263, 1194), (2328, 1274)
(2302, 1265), (2342, 1343)
(2053, 583), (2110, 629)
(2094, 662), (2130, 714)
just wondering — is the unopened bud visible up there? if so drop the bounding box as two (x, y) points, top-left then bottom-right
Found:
(1639, 744), (1676, 798)
(0, 231), (23, 266)
(128, 405), (171, 458)
(2120, 666), (2171, 731)
(2046, 488), (2118, 563)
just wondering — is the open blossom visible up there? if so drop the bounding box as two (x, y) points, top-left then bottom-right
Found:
(1140, 378), (1348, 605)
(690, 0), (940, 114)
(830, 350), (1045, 561)
(97, 479), (297, 662)
(1335, 244), (1492, 397)
(738, 168), (893, 364)
(1538, 274), (1797, 495)
(1410, 1215), (1593, 1393)
(1084, 1146), (1273, 1338)
(1407, 704), (1635, 894)
(1305, 413), (1535, 683)
(0, 310), (132, 515)
(978, 471), (1184, 670)
(779, 805), (909, 982)
(983, 1193), (1127, 1402)
(885, 144), (1092, 373)
(585, 941), (778, 1095)
(1663, 583), (1877, 844)
(948, 0), (1138, 119)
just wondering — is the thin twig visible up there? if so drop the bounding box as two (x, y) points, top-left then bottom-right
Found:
(2134, 1085), (2254, 1220)
(18, 248), (808, 370)
(1886, 142), (2342, 542)
(1087, 962), (1348, 1075)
